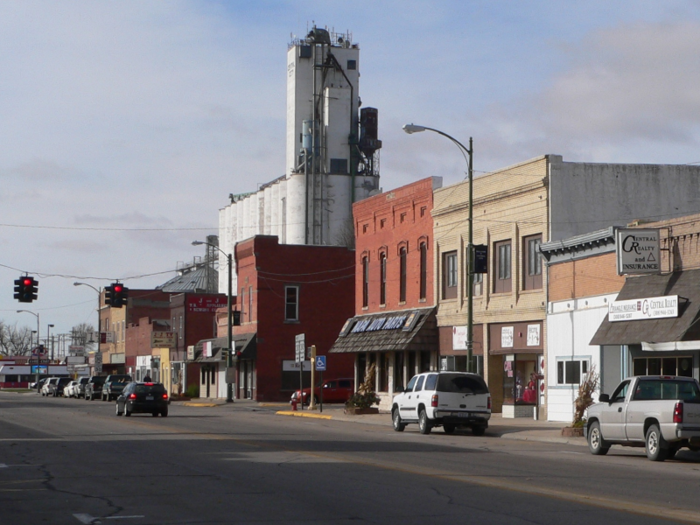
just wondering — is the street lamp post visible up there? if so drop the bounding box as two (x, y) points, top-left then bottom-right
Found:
(192, 240), (234, 403)
(403, 124), (475, 373)
(47, 324), (55, 361)
(18, 310), (41, 383)
(74, 282), (102, 373)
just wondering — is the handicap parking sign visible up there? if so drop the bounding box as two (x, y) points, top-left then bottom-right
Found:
(315, 355), (326, 371)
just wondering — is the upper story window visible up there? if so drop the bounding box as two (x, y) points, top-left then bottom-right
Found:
(379, 252), (387, 305)
(248, 286), (254, 322)
(442, 251), (458, 300)
(285, 285), (299, 322)
(419, 242), (427, 301)
(362, 255), (369, 308)
(399, 247), (407, 303)
(240, 288), (246, 322)
(494, 240), (512, 294)
(523, 234), (543, 290)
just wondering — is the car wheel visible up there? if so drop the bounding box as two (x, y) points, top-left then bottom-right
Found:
(161, 409), (168, 417)
(418, 409), (432, 435)
(152, 411), (159, 417)
(443, 424), (456, 434)
(392, 408), (406, 432)
(472, 425), (487, 436)
(125, 406), (132, 417)
(646, 424), (668, 461)
(115, 403), (123, 416)
(587, 421), (609, 455)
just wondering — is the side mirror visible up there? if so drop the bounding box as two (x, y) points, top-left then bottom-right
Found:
(599, 394), (610, 403)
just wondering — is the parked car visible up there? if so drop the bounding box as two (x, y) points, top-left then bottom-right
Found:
(74, 377), (90, 398)
(63, 381), (80, 398)
(391, 371), (491, 435)
(41, 378), (58, 396)
(48, 377), (72, 397)
(291, 378), (354, 405)
(115, 382), (169, 417)
(102, 374), (132, 401)
(32, 378), (48, 393)
(586, 375), (700, 461)
(85, 376), (106, 401)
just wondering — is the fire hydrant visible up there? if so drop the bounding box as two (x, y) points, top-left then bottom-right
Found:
(290, 397), (298, 411)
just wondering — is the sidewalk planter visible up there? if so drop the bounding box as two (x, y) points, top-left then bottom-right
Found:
(344, 406), (379, 415)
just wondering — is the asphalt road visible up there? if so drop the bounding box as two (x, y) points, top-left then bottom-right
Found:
(1, 392), (699, 525)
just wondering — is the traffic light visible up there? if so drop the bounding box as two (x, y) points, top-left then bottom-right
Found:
(105, 284), (114, 306)
(110, 282), (129, 308)
(14, 275), (38, 303)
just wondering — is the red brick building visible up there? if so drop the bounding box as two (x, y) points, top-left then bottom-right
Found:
(232, 235), (355, 402)
(330, 177), (441, 411)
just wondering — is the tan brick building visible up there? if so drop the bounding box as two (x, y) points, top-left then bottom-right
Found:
(434, 154), (700, 418)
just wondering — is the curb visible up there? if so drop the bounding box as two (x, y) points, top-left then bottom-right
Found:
(182, 402), (219, 407)
(276, 410), (332, 420)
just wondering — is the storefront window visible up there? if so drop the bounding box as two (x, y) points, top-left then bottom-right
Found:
(393, 352), (405, 392)
(633, 356), (692, 377)
(503, 355), (538, 405)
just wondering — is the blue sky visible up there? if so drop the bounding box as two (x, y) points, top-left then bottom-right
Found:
(2, 0), (700, 336)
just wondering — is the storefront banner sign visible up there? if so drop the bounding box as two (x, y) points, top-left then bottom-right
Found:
(616, 228), (661, 275)
(282, 360), (311, 372)
(452, 326), (468, 350)
(501, 327), (514, 348)
(151, 331), (176, 349)
(187, 295), (228, 313)
(608, 295), (679, 322)
(526, 325), (540, 346)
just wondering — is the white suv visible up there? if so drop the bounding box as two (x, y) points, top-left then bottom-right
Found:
(391, 372), (491, 435)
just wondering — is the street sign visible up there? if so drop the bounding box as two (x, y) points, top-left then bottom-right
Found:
(295, 334), (305, 363)
(315, 355), (326, 371)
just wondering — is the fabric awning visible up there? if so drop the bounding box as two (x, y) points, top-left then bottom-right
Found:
(329, 307), (437, 354)
(194, 333), (257, 362)
(590, 269), (700, 347)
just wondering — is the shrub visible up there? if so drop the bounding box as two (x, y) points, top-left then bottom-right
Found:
(572, 365), (599, 426)
(185, 384), (200, 398)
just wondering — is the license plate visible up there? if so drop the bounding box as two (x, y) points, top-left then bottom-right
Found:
(456, 412), (471, 418)
(146, 395), (153, 401)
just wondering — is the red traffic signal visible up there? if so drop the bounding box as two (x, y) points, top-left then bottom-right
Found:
(14, 275), (38, 303)
(106, 282), (128, 308)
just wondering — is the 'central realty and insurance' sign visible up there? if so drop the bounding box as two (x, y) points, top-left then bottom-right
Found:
(608, 295), (679, 322)
(616, 228), (661, 275)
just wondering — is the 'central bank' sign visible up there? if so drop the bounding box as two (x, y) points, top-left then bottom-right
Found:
(616, 228), (660, 275)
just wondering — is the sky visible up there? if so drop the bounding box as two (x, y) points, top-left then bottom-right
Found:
(3, 0), (700, 338)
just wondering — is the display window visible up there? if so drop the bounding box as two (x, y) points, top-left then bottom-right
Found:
(503, 354), (539, 405)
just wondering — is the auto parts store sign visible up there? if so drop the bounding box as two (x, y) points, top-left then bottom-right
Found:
(616, 228), (660, 275)
(608, 295), (678, 322)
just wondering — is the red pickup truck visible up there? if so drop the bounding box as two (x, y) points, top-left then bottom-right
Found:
(291, 378), (354, 404)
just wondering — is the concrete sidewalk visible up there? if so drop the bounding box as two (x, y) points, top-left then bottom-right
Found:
(183, 398), (587, 447)
(276, 406), (586, 445)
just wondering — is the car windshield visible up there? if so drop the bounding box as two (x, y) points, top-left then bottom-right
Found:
(437, 374), (489, 395)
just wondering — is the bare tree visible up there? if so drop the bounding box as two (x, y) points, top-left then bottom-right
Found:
(71, 323), (97, 354)
(0, 322), (34, 356)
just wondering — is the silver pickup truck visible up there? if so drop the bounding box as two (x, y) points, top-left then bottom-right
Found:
(586, 375), (700, 461)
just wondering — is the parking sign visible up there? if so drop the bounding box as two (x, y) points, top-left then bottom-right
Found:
(315, 355), (326, 371)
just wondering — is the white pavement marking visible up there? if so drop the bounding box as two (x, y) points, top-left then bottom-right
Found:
(73, 513), (145, 523)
